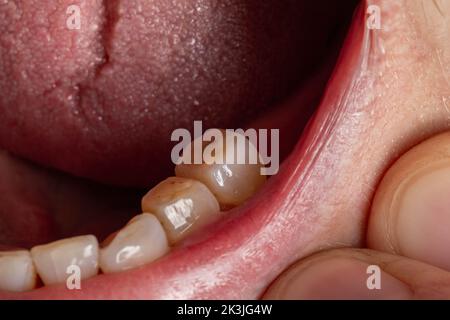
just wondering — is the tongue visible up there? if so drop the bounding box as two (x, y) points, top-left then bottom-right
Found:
(0, 150), (139, 248)
(0, 0), (355, 187)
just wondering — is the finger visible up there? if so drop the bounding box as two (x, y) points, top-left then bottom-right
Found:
(262, 248), (450, 299)
(368, 131), (450, 271)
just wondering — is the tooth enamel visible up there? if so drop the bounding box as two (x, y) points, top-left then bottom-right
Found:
(141, 177), (220, 244)
(175, 130), (266, 209)
(31, 235), (99, 286)
(99, 213), (169, 273)
(0, 250), (36, 292)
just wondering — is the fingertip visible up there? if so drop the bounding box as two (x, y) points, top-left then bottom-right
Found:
(368, 131), (450, 271)
(262, 255), (412, 300)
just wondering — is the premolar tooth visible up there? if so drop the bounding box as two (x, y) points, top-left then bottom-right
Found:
(141, 177), (220, 244)
(31, 235), (99, 286)
(175, 130), (266, 209)
(0, 250), (36, 292)
(99, 213), (169, 274)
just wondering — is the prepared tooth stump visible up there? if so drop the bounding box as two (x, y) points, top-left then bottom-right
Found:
(175, 129), (267, 209)
(141, 177), (220, 244)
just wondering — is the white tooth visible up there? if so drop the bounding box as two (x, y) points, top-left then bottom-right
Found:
(0, 250), (36, 292)
(99, 213), (169, 274)
(175, 130), (266, 209)
(141, 177), (220, 244)
(31, 235), (99, 286)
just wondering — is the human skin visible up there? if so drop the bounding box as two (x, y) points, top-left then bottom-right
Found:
(263, 0), (450, 299)
(0, 0), (449, 299)
(264, 132), (450, 299)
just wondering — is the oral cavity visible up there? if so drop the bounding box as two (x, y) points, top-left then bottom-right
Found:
(0, 129), (270, 292)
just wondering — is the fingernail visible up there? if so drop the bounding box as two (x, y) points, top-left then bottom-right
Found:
(264, 258), (412, 300)
(394, 164), (450, 271)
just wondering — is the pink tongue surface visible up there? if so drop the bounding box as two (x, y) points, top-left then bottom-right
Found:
(0, 0), (351, 187)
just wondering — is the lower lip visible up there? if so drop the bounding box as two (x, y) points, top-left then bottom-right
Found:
(0, 3), (366, 299)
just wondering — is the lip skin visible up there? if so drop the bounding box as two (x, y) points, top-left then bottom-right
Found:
(1, 0), (449, 299)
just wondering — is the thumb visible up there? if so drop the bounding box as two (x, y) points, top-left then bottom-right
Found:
(368, 131), (450, 271)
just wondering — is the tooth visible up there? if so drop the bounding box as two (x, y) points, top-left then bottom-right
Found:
(0, 250), (36, 292)
(31, 235), (99, 286)
(141, 177), (220, 244)
(99, 213), (169, 273)
(175, 130), (266, 209)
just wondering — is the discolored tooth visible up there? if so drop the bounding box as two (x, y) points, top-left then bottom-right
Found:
(141, 177), (220, 244)
(0, 250), (36, 292)
(99, 213), (169, 273)
(175, 129), (267, 209)
(31, 235), (99, 286)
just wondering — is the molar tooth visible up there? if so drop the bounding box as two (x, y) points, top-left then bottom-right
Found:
(141, 177), (220, 244)
(175, 130), (266, 209)
(31, 235), (99, 286)
(99, 213), (169, 274)
(0, 250), (36, 292)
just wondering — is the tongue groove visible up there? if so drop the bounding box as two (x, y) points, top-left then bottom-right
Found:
(95, 0), (120, 79)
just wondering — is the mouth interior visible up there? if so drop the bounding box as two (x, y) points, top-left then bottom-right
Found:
(1, 1), (358, 255)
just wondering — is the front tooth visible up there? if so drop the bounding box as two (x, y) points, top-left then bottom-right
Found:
(141, 177), (220, 244)
(31, 235), (99, 286)
(175, 130), (266, 209)
(0, 250), (36, 292)
(99, 213), (169, 274)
